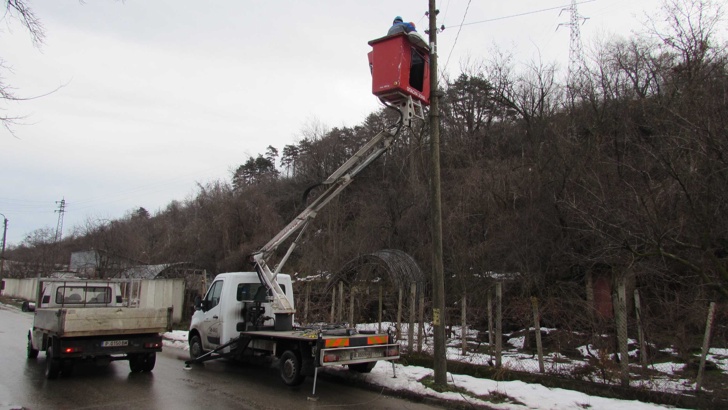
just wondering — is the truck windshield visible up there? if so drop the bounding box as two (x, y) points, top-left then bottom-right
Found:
(55, 286), (112, 304)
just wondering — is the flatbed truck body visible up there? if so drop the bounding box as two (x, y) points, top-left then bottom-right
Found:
(27, 278), (172, 379)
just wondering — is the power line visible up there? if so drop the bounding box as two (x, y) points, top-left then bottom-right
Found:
(0, 197), (52, 205)
(436, 1), (597, 82)
(442, 0), (596, 30)
(442, 0), (473, 77)
(439, 0), (453, 27)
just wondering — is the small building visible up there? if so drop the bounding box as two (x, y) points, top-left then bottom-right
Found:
(119, 262), (209, 323)
(69, 250), (137, 278)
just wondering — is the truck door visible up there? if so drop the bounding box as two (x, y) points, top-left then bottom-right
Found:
(200, 280), (224, 350)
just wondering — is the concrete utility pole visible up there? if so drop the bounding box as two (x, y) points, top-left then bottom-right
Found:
(428, 0), (447, 387)
(0, 213), (7, 283)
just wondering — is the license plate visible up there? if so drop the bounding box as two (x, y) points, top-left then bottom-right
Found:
(101, 340), (128, 347)
(352, 350), (381, 360)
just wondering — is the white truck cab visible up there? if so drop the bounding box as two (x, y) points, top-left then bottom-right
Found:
(189, 272), (294, 353)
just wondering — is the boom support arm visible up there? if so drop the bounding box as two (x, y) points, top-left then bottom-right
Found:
(251, 121), (403, 315)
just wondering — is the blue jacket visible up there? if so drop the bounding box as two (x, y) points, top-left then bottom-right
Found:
(387, 22), (416, 36)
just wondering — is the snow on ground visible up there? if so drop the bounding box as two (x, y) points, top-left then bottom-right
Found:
(711, 348), (728, 372)
(328, 362), (689, 410)
(163, 330), (688, 409)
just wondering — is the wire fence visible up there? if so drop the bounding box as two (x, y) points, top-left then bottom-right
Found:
(294, 278), (728, 402)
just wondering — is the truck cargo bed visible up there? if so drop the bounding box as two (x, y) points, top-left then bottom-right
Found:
(33, 307), (172, 337)
(240, 329), (391, 345)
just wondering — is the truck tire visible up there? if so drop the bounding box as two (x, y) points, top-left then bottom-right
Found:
(27, 335), (39, 359)
(129, 353), (156, 373)
(279, 350), (305, 386)
(61, 360), (74, 376)
(45, 345), (61, 379)
(142, 353), (156, 372)
(129, 354), (142, 372)
(348, 361), (377, 373)
(189, 334), (205, 360)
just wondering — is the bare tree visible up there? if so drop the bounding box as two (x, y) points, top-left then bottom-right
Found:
(557, 0), (728, 298)
(1, 1), (45, 130)
(648, 0), (725, 78)
(5, 1), (45, 45)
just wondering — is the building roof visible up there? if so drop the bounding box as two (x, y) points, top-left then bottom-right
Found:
(120, 262), (202, 279)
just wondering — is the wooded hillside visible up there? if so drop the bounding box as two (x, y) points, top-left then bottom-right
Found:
(8, 0), (727, 341)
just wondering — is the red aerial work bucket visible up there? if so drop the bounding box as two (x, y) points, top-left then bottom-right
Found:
(368, 33), (430, 106)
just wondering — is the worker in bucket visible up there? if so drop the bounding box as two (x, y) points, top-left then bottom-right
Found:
(387, 16), (416, 36)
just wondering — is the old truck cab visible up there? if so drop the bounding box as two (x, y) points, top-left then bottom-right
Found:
(37, 281), (125, 308)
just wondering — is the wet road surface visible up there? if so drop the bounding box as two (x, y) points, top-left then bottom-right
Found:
(0, 304), (445, 410)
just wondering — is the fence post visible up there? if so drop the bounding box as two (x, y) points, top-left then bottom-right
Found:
(330, 285), (336, 323)
(531, 297), (544, 373)
(348, 286), (355, 327)
(396, 287), (403, 341)
(586, 271), (594, 322)
(378, 284), (383, 333)
(408, 282), (416, 354)
(418, 288), (425, 353)
(338, 281), (344, 323)
(634, 289), (648, 371)
(615, 277), (630, 387)
(461, 293), (468, 355)
(696, 302), (717, 392)
(487, 292), (494, 354)
(303, 282), (310, 324)
(495, 282), (503, 368)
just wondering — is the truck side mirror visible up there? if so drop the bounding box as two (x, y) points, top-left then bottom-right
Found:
(193, 295), (203, 311)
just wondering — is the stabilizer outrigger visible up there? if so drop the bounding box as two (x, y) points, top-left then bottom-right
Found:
(184, 335), (252, 367)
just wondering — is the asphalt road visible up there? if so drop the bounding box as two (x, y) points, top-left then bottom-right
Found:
(0, 304), (445, 410)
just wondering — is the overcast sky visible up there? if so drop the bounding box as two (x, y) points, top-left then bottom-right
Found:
(0, 0), (664, 247)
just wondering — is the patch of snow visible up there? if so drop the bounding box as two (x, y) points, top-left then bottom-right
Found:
(160, 322), (719, 409)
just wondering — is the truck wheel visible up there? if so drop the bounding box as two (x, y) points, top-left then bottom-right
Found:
(27, 336), (39, 359)
(279, 350), (305, 386)
(348, 361), (377, 373)
(61, 360), (74, 376)
(129, 353), (142, 372)
(45, 346), (61, 379)
(142, 353), (156, 372)
(189, 335), (205, 360)
(129, 353), (156, 373)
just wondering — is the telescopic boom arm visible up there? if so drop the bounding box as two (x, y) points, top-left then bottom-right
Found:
(252, 96), (418, 315)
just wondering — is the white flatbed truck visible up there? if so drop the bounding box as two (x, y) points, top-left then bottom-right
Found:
(188, 272), (399, 389)
(27, 278), (173, 379)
